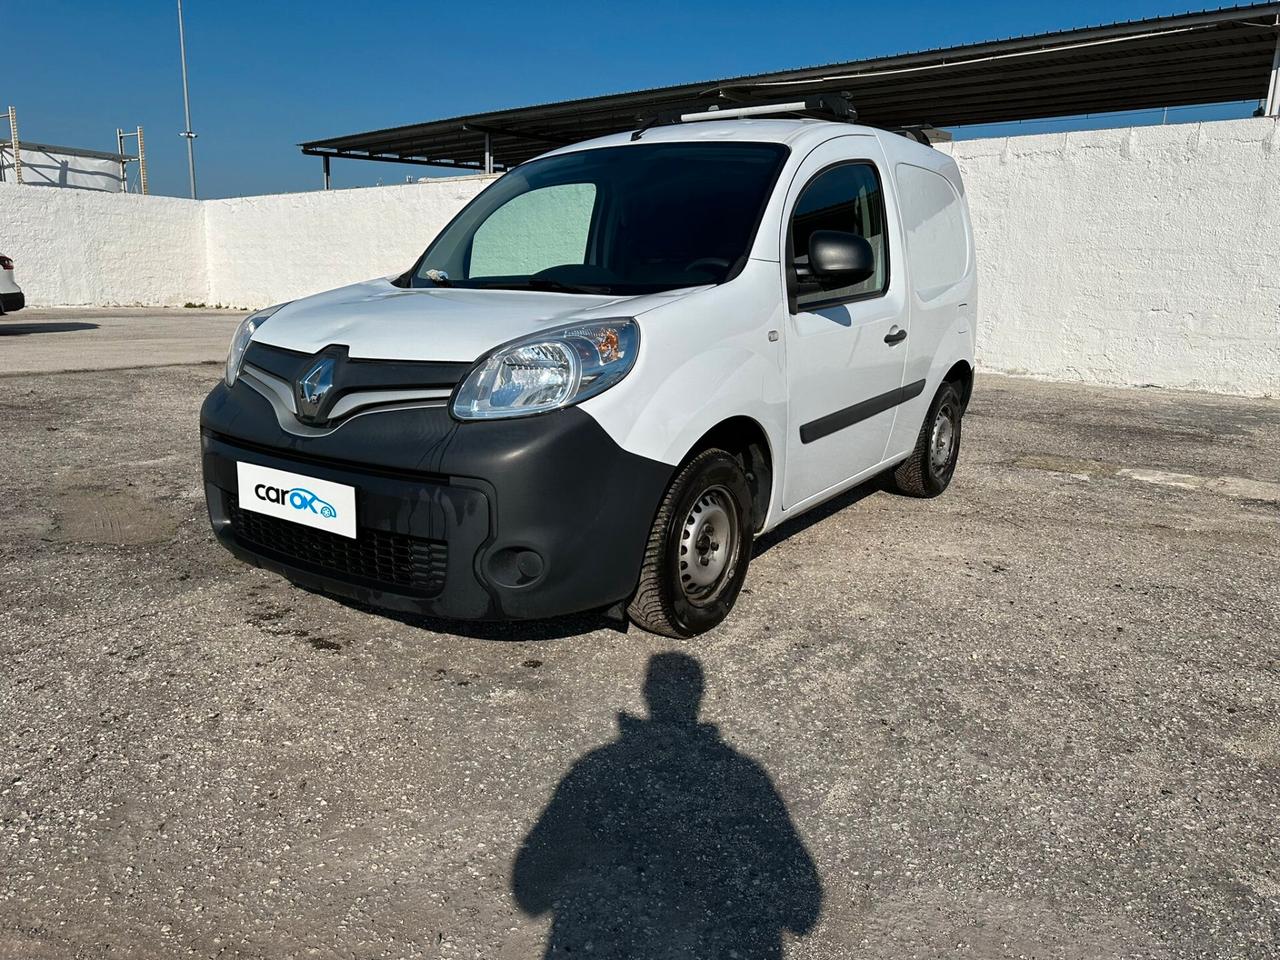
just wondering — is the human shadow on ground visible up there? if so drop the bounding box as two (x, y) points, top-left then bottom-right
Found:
(512, 652), (823, 958)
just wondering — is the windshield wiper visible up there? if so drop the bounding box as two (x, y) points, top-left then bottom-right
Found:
(474, 278), (612, 295)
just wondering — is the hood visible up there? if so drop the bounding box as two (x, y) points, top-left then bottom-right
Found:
(251, 277), (701, 362)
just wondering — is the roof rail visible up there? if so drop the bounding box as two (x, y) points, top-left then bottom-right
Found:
(632, 92), (857, 141)
(889, 125), (938, 148)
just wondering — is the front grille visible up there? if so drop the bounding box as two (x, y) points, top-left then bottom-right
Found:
(227, 495), (447, 597)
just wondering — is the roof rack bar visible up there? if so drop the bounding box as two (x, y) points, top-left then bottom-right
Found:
(889, 124), (942, 147)
(680, 100), (810, 122)
(632, 92), (856, 140)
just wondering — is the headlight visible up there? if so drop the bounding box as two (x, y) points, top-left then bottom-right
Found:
(224, 302), (289, 387)
(452, 319), (639, 420)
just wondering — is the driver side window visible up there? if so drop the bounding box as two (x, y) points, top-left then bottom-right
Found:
(791, 163), (887, 308)
(468, 182), (597, 278)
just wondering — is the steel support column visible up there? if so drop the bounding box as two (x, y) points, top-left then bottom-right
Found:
(323, 154), (331, 190)
(1266, 31), (1280, 116)
(116, 128), (130, 192)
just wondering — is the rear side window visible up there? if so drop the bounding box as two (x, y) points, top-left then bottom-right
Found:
(895, 164), (968, 298)
(790, 162), (888, 307)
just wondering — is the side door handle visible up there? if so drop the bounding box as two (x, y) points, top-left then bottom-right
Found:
(884, 327), (907, 345)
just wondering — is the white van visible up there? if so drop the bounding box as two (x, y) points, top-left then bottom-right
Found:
(201, 99), (976, 637)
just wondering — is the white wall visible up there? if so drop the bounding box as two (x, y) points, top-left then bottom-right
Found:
(203, 175), (492, 308)
(0, 179), (207, 306)
(940, 118), (1280, 397)
(3, 118), (1277, 396)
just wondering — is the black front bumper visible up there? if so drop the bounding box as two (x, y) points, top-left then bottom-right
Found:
(0, 291), (24, 314)
(201, 381), (672, 621)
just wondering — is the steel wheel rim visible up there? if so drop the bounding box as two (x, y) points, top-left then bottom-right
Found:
(931, 401), (958, 474)
(678, 484), (739, 606)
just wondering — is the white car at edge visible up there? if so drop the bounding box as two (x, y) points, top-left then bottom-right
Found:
(0, 253), (24, 315)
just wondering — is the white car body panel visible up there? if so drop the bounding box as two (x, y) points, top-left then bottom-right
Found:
(253, 279), (707, 362)
(774, 133), (909, 508)
(578, 257), (789, 495)
(0, 257), (21, 299)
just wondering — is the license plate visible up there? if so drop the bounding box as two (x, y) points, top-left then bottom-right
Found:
(237, 462), (357, 539)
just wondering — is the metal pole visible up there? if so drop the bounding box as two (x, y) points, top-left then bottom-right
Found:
(1266, 31), (1280, 118)
(117, 128), (128, 192)
(137, 126), (148, 195)
(322, 154), (331, 190)
(7, 106), (21, 185)
(484, 132), (493, 175)
(177, 0), (198, 198)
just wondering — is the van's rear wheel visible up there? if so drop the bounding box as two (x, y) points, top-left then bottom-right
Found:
(627, 449), (754, 638)
(892, 380), (963, 497)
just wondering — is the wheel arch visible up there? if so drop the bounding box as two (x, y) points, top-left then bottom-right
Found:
(680, 416), (774, 533)
(943, 358), (974, 411)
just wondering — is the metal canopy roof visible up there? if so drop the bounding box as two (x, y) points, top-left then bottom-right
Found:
(301, 4), (1280, 173)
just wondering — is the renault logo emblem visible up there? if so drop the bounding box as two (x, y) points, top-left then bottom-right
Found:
(295, 357), (335, 421)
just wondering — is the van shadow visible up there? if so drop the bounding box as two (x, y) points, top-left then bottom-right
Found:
(315, 588), (619, 641)
(512, 653), (823, 958)
(752, 474), (887, 559)
(316, 478), (888, 640)
(0, 322), (100, 336)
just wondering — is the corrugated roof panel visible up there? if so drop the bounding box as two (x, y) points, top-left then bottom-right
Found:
(301, 4), (1280, 170)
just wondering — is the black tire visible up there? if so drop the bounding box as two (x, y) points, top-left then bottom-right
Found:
(627, 449), (754, 638)
(891, 380), (963, 498)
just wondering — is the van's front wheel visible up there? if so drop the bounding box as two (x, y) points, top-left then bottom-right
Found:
(627, 449), (754, 638)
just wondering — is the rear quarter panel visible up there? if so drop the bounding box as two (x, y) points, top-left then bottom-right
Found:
(878, 133), (978, 460)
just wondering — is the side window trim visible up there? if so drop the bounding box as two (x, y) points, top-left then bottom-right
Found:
(786, 159), (891, 315)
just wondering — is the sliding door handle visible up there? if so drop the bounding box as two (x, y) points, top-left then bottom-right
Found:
(884, 327), (907, 344)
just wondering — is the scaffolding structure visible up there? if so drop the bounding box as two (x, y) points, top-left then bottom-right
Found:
(3, 105), (21, 184)
(116, 126), (149, 194)
(1, 106), (148, 193)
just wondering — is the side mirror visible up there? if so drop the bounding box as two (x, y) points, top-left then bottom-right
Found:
(806, 230), (875, 288)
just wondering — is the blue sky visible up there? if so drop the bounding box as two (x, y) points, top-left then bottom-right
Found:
(4, 1), (1260, 199)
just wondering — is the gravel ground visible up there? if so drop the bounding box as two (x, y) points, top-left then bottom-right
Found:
(0, 308), (247, 375)
(1, 347), (1278, 959)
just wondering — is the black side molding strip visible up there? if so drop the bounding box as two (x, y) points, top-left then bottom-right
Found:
(799, 379), (927, 445)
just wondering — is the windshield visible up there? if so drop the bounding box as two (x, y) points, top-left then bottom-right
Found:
(406, 142), (789, 296)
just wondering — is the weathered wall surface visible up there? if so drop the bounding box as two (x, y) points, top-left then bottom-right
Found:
(0, 180), (207, 306)
(941, 118), (1280, 397)
(4, 119), (1277, 395)
(203, 176), (492, 308)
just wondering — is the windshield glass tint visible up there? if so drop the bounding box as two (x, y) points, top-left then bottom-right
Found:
(411, 142), (789, 295)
